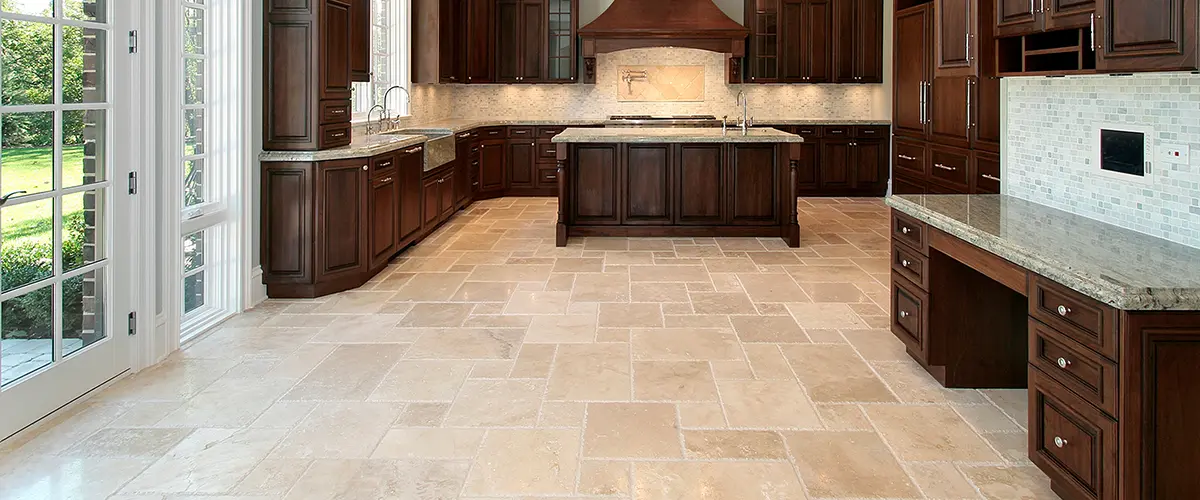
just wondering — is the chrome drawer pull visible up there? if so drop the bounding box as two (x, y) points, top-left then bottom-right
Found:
(546, 150), (556, 154)
(405, 146), (423, 154)
(332, 109), (345, 114)
(331, 132), (346, 138)
(1054, 437), (1067, 448)
(458, 133), (471, 138)
(898, 154), (917, 161)
(934, 163), (958, 171)
(514, 130), (528, 134)
(379, 177), (393, 183)
(900, 226), (912, 235)
(1057, 305), (1072, 316)
(901, 259), (912, 268)
(899, 311), (911, 318)
(981, 174), (1001, 182)
(1056, 357), (1072, 369)
(546, 175), (557, 180)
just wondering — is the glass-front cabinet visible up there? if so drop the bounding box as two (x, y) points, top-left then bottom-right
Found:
(545, 0), (576, 82)
(748, 0), (780, 82)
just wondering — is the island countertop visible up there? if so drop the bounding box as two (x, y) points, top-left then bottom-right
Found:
(551, 127), (805, 143)
(888, 194), (1200, 310)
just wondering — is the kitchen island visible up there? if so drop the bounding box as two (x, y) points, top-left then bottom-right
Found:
(551, 127), (806, 247)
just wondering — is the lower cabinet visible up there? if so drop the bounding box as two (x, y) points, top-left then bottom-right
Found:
(368, 156), (401, 269)
(507, 139), (537, 189)
(676, 144), (725, 225)
(398, 147), (424, 242)
(422, 165), (458, 232)
(479, 139), (507, 192)
(891, 136), (1001, 195)
(771, 124), (890, 196)
(315, 159), (370, 283)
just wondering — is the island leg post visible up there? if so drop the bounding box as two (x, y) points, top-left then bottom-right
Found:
(556, 144), (569, 247)
(784, 144), (801, 248)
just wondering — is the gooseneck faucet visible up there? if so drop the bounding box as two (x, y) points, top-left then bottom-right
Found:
(736, 90), (751, 136)
(366, 104), (387, 135)
(382, 85), (412, 127)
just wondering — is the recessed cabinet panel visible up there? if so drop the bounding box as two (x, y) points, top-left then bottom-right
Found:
(730, 145), (778, 224)
(935, 0), (976, 76)
(929, 76), (972, 148)
(263, 163), (313, 281)
(624, 145), (672, 223)
(316, 159), (368, 280)
(573, 145), (619, 224)
(321, 0), (353, 99)
(1098, 0), (1195, 71)
(996, 0), (1040, 36)
(676, 145), (725, 224)
(894, 5), (932, 138)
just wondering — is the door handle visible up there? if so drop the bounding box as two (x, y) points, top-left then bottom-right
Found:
(1090, 14), (1096, 49)
(934, 163), (958, 172)
(981, 174), (1001, 182)
(966, 79), (974, 130)
(0, 190), (27, 205)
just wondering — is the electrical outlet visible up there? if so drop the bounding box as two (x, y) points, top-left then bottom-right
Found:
(1161, 143), (1191, 164)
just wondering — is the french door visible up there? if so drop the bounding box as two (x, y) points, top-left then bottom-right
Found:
(0, 0), (137, 440)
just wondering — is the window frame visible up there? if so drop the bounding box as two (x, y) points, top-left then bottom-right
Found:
(351, 0), (410, 122)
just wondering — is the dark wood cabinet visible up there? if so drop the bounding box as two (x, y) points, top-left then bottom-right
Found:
(854, 139), (886, 189)
(747, 0), (876, 83)
(497, 0), (548, 82)
(929, 75), (972, 148)
(507, 138), (537, 188)
(795, 140), (819, 190)
(414, 0), (468, 84)
(350, 0), (370, 82)
(315, 158), (369, 282)
(1097, 0), (1198, 72)
(422, 175), (442, 229)
(369, 164), (401, 269)
(422, 0), (576, 83)
(834, 0), (885, 83)
(935, 0), (978, 76)
(676, 145), (726, 225)
(781, 0), (833, 82)
(998, 0), (1095, 36)
(771, 125), (889, 197)
(819, 139), (853, 189)
(398, 148), (424, 242)
(729, 144), (778, 225)
(995, 0), (1040, 36)
(479, 139), (507, 192)
(624, 145), (673, 224)
(572, 145), (621, 225)
(972, 75), (1002, 153)
(465, 0), (494, 82)
(321, 0), (354, 99)
(894, 4), (933, 138)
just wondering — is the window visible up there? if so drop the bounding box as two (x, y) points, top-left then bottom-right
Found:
(351, 0), (410, 121)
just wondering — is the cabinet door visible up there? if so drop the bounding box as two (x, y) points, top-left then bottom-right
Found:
(795, 141), (819, 192)
(479, 140), (508, 191)
(729, 144), (778, 225)
(935, 0), (977, 76)
(546, 0), (577, 81)
(465, 0), (494, 82)
(996, 0), (1040, 36)
(972, 76), (1002, 152)
(1097, 0), (1197, 72)
(819, 139), (853, 189)
(422, 175), (442, 228)
(315, 159), (368, 281)
(369, 173), (400, 269)
(1044, 0), (1095, 30)
(440, 171), (457, 218)
(780, 0), (804, 81)
(572, 145), (620, 225)
(801, 0), (834, 82)
(398, 151), (424, 242)
(495, 0), (521, 82)
(748, 0), (782, 82)
(832, 0), (857, 83)
(623, 144), (672, 224)
(454, 157), (470, 206)
(520, 0), (545, 81)
(894, 5), (931, 138)
(852, 139), (886, 194)
(262, 162), (314, 285)
(350, 0), (370, 81)
(855, 0), (885, 83)
(508, 140), (536, 188)
(675, 145), (725, 225)
(321, 0), (353, 99)
(439, 0), (467, 83)
(929, 75), (972, 148)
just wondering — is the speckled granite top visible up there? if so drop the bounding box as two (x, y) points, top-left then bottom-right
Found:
(758, 119), (891, 126)
(888, 194), (1200, 311)
(552, 127), (804, 143)
(259, 134), (427, 162)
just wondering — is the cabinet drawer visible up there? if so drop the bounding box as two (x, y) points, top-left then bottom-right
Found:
(893, 137), (927, 177)
(538, 167), (560, 186)
(1029, 275), (1120, 361)
(892, 171), (926, 195)
(320, 100), (352, 124)
(537, 139), (558, 161)
(318, 123), (353, 149)
(507, 126), (535, 138)
(792, 125), (821, 138)
(480, 127), (506, 139)
(973, 150), (1001, 194)
(823, 126), (851, 137)
(929, 145), (970, 189)
(370, 154), (397, 178)
(455, 130), (476, 142)
(891, 273), (929, 359)
(1030, 320), (1119, 418)
(891, 210), (929, 254)
(537, 126), (567, 138)
(853, 125), (889, 138)
(1029, 368), (1119, 500)
(892, 241), (929, 290)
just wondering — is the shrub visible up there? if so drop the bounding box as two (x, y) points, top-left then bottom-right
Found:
(2, 212), (87, 340)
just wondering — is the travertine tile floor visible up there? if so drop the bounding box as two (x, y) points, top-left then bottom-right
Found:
(0, 197), (1058, 500)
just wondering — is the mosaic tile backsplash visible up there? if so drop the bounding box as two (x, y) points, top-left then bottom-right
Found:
(1006, 74), (1200, 249)
(617, 65), (705, 102)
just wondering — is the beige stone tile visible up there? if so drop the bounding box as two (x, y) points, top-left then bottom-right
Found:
(310, 291), (395, 314)
(463, 314), (533, 328)
(683, 430), (787, 459)
(583, 403), (681, 458)
(539, 401), (586, 427)
(161, 376), (295, 428)
(786, 265), (876, 283)
(689, 292), (758, 315)
(633, 361), (718, 401)
(585, 238), (629, 251)
(405, 328), (524, 359)
(784, 431), (920, 499)
(233, 458), (311, 496)
(729, 315), (810, 343)
(710, 273), (744, 292)
(450, 281), (519, 302)
(906, 462), (983, 500)
(544, 272), (576, 291)
(444, 379), (544, 427)
(598, 303), (663, 328)
(629, 265), (710, 283)
(308, 315), (412, 343)
(756, 302), (791, 315)
(745, 252), (802, 266)
(737, 273), (808, 303)
(466, 264), (553, 282)
(595, 327), (630, 342)
(631, 328), (742, 361)
(786, 302), (869, 329)
(664, 314), (732, 329)
(744, 344), (796, 379)
(961, 466), (1056, 500)
(469, 359), (515, 378)
(61, 428), (193, 458)
(843, 328), (910, 361)
(370, 428), (484, 459)
(866, 405), (1003, 462)
(872, 361), (989, 404)
(393, 256), (459, 273)
(526, 315), (598, 343)
(505, 291), (571, 315)
(393, 402), (450, 427)
(709, 360), (756, 380)
(674, 244), (724, 258)
(270, 402), (400, 459)
(571, 273), (631, 302)
(780, 344), (896, 403)
(805, 328), (849, 343)
(250, 401), (317, 429)
(121, 428), (288, 494)
(815, 404), (873, 431)
(678, 403), (727, 428)
(285, 459), (469, 500)
(982, 389), (1030, 426)
(280, 344), (403, 401)
(983, 431), (1034, 465)
(0, 456), (155, 500)
(633, 462), (806, 499)
(631, 282), (691, 302)
(717, 380), (821, 429)
(391, 272), (469, 301)
(703, 258), (761, 273)
(800, 282), (869, 303)
(397, 302), (474, 327)
(956, 404), (1025, 434)
(547, 343), (631, 401)
(368, 360), (472, 401)
(578, 461), (631, 496)
(510, 344), (557, 378)
(552, 258), (604, 273)
(716, 239), (768, 251)
(464, 429), (581, 496)
(686, 281), (716, 292)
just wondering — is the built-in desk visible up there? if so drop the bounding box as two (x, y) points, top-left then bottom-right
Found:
(887, 194), (1200, 500)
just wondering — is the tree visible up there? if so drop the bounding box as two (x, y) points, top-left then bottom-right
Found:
(1, 0), (90, 147)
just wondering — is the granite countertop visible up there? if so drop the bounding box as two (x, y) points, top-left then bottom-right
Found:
(552, 127), (804, 143)
(888, 194), (1200, 311)
(259, 133), (427, 162)
(757, 119), (892, 126)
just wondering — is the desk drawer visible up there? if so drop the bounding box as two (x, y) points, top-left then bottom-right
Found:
(891, 273), (929, 360)
(1030, 368), (1118, 500)
(318, 123), (352, 149)
(1030, 320), (1119, 418)
(891, 210), (929, 255)
(892, 241), (929, 290)
(1029, 275), (1119, 361)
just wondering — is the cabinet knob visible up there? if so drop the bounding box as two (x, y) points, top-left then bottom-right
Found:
(900, 226), (912, 235)
(1056, 357), (1072, 369)
(1057, 305), (1072, 316)
(1054, 436), (1068, 448)
(901, 259), (911, 268)
(362, 165), (368, 171)
(899, 311), (911, 318)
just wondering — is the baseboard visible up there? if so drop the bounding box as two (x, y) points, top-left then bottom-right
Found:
(248, 265), (267, 308)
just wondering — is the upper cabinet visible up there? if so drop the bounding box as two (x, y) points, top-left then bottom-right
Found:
(414, 0), (577, 84)
(745, 0), (882, 83)
(1096, 0), (1198, 72)
(264, 0), (368, 151)
(350, 0), (371, 81)
(996, 0), (1094, 36)
(935, 0), (978, 76)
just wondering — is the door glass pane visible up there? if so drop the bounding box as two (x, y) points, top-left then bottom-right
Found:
(184, 231), (204, 272)
(1, 284), (54, 387)
(184, 58), (204, 105)
(2, 0), (53, 18)
(183, 7), (204, 54)
(62, 189), (105, 273)
(62, 109), (106, 187)
(184, 159), (204, 207)
(2, 111), (55, 196)
(65, 0), (107, 23)
(62, 268), (105, 357)
(183, 109), (204, 155)
(1, 20), (55, 105)
(63, 26), (106, 104)
(183, 231), (204, 315)
(2, 198), (54, 292)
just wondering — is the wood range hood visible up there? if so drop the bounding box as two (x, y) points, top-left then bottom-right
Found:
(578, 0), (749, 83)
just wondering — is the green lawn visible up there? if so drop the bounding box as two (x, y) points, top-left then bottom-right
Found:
(2, 146), (86, 246)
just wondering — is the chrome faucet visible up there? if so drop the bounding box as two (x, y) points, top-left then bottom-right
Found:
(382, 85), (411, 126)
(736, 90), (751, 136)
(366, 104), (387, 135)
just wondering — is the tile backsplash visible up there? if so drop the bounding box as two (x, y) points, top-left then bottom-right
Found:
(1006, 74), (1200, 249)
(616, 65), (705, 102)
